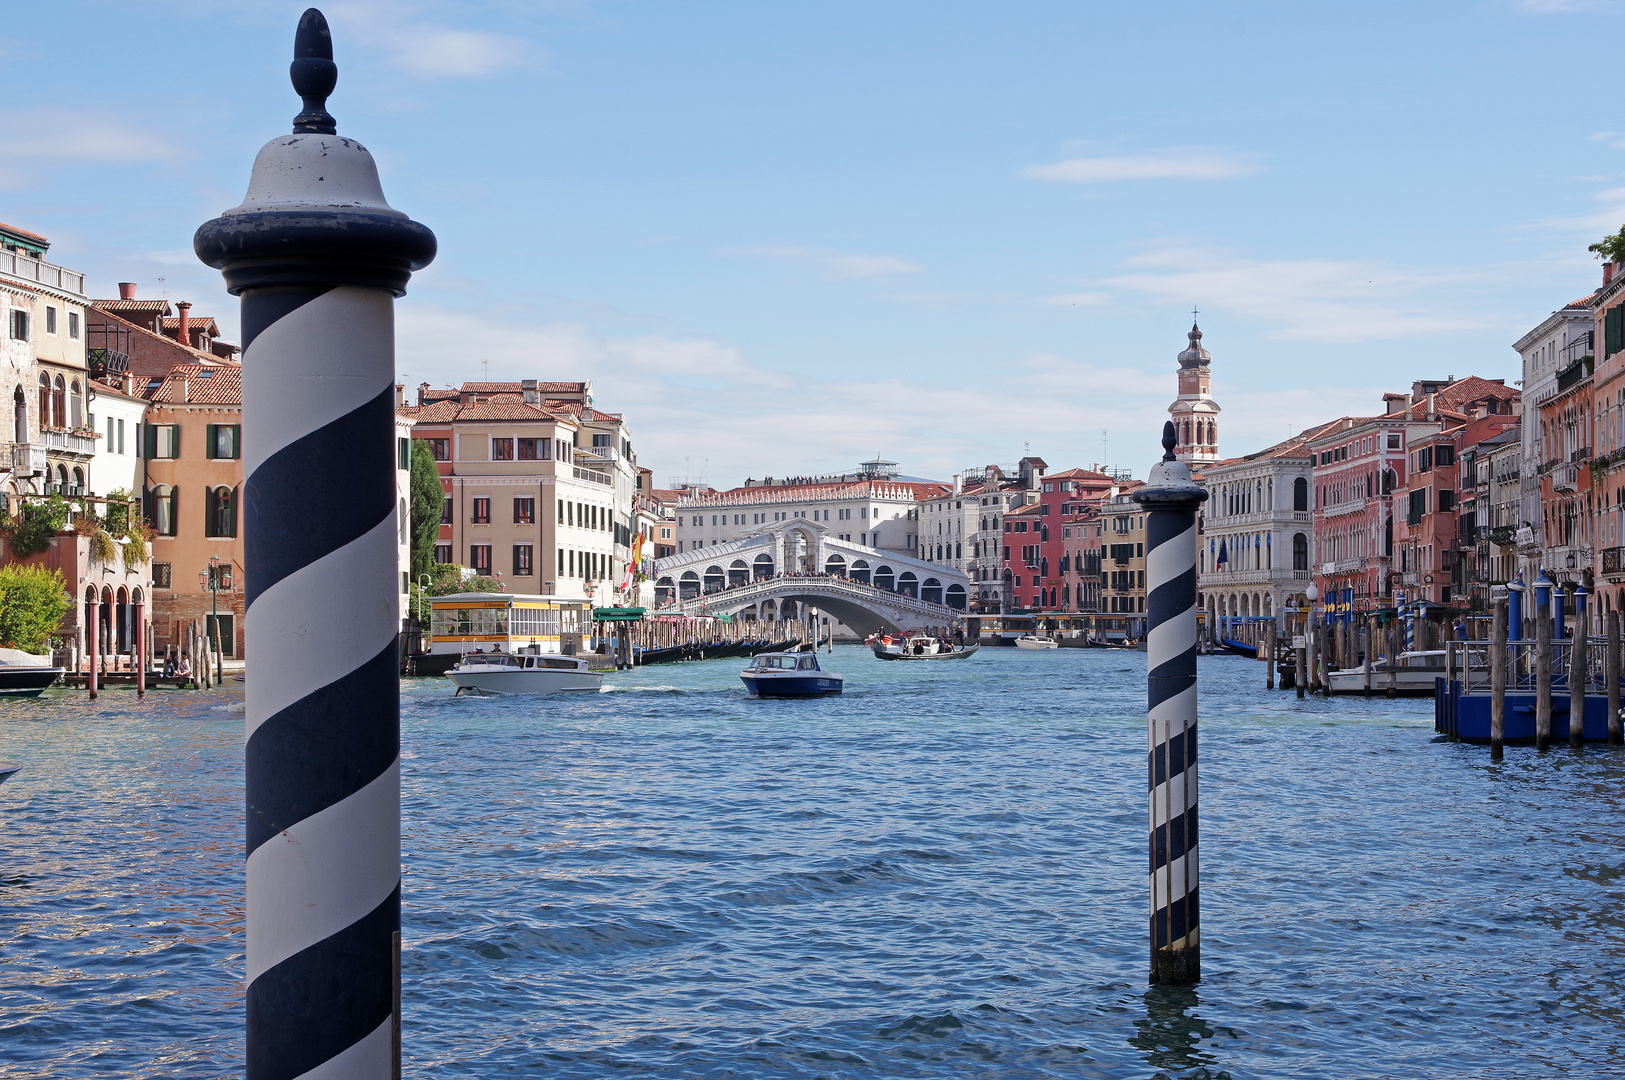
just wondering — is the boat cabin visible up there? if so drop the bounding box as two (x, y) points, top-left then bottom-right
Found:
(747, 653), (822, 672)
(427, 592), (591, 657)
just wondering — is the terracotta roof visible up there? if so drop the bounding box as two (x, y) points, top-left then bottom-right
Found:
(1568, 290), (1601, 310)
(143, 365), (243, 405)
(0, 222), (50, 246)
(1007, 502), (1043, 516)
(161, 316), (220, 334)
(459, 380), (590, 394)
(1045, 467), (1116, 482)
(1216, 417), (1361, 467)
(398, 399), (570, 423)
(93, 298), (171, 313)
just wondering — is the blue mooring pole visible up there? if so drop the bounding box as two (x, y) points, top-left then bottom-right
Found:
(195, 10), (435, 1078)
(1134, 422), (1208, 985)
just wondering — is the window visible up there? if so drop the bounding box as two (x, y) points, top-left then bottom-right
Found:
(426, 438), (450, 461)
(514, 497), (535, 524)
(470, 544), (492, 575)
(206, 424), (241, 459)
(152, 563), (172, 589)
(149, 485), (178, 536)
(107, 416), (114, 450)
(513, 544), (533, 576)
(592, 433), (611, 448)
(1435, 445), (1455, 467)
(441, 497), (453, 525)
(146, 424), (181, 459)
(434, 543), (451, 564)
(1408, 488), (1427, 526)
(399, 498), (408, 545)
(51, 376), (64, 428)
(1293, 476), (1309, 512)
(472, 498), (491, 525)
(1387, 434), (1401, 450)
(1439, 489), (1457, 512)
(68, 311), (79, 340)
(397, 437), (411, 470)
(45, 306), (56, 335)
(492, 437), (515, 461)
(69, 380), (82, 428)
(206, 485), (238, 538)
(1415, 447), (1433, 473)
(117, 418), (125, 455)
(518, 437), (543, 460)
(10, 309), (28, 340)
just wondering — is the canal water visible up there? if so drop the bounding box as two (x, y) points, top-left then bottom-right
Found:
(2, 647), (1623, 1078)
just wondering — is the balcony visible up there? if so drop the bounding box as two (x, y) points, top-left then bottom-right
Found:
(573, 465), (613, 486)
(0, 249), (86, 295)
(1552, 464), (1578, 494)
(9, 443), (46, 476)
(40, 429), (96, 457)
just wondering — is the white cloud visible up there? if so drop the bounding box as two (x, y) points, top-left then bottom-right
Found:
(1020, 150), (1259, 184)
(1510, 0), (1616, 12)
(0, 108), (180, 191)
(328, 3), (537, 78)
(1589, 132), (1625, 149)
(728, 246), (924, 279)
(1102, 246), (1486, 343)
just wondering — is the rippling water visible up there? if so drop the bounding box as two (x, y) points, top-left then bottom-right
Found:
(3, 647), (1624, 1078)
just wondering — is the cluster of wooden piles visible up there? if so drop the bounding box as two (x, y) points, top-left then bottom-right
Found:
(628, 616), (826, 666)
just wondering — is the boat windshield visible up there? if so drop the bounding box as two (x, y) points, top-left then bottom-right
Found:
(460, 654), (521, 668)
(750, 654), (806, 670)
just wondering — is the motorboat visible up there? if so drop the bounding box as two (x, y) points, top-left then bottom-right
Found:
(0, 661), (63, 697)
(446, 652), (603, 696)
(1014, 635), (1059, 650)
(1326, 650), (1445, 696)
(0, 762), (18, 786)
(740, 650), (843, 697)
(872, 634), (979, 661)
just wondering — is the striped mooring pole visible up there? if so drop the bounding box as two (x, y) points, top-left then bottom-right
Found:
(1134, 421), (1208, 985)
(194, 11), (435, 1079)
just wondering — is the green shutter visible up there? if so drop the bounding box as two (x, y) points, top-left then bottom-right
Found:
(169, 486), (178, 536)
(230, 425), (241, 459)
(228, 486), (239, 537)
(1608, 307), (1624, 357)
(205, 424), (217, 459)
(144, 424), (157, 458)
(171, 426), (180, 459)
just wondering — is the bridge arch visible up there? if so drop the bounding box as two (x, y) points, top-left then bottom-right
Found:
(679, 570), (700, 599)
(850, 559), (869, 584)
(874, 564), (895, 591)
(656, 576), (675, 604)
(728, 559), (749, 587)
(824, 552), (846, 577)
(703, 564), (725, 593)
(753, 553), (774, 579)
(898, 571), (917, 599)
(922, 576), (942, 604)
(946, 583), (966, 610)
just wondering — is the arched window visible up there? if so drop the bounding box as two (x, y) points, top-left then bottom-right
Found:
(1293, 477), (1308, 512)
(679, 570), (700, 599)
(728, 559), (749, 587)
(1382, 469), (1396, 495)
(874, 564), (896, 591)
(69, 379), (82, 428)
(37, 373), (49, 427)
(12, 386), (25, 444)
(655, 577), (675, 604)
(850, 559), (870, 585)
(206, 485), (237, 538)
(946, 583), (966, 610)
(702, 564), (725, 593)
(922, 577), (942, 604)
(151, 485), (177, 536)
(753, 552), (774, 579)
(72, 467), (84, 494)
(824, 553), (847, 576)
(1292, 533), (1308, 572)
(51, 375), (65, 429)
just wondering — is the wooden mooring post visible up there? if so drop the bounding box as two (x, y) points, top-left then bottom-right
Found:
(1608, 609), (1621, 747)
(1490, 599), (1506, 758)
(1570, 585), (1588, 749)
(1536, 602), (1553, 752)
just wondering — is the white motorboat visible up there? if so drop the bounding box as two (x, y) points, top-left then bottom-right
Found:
(0, 762), (19, 786)
(1014, 635), (1059, 650)
(1325, 650), (1445, 696)
(740, 650), (843, 697)
(872, 634), (978, 660)
(446, 652), (603, 696)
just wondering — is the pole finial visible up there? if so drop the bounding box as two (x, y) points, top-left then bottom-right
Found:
(291, 8), (338, 134)
(1161, 420), (1178, 461)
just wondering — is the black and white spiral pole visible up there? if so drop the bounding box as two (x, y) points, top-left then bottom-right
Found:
(194, 10), (435, 1079)
(1134, 421), (1208, 985)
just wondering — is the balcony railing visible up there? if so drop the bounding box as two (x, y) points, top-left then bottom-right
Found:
(9, 443), (46, 476)
(0, 250), (86, 295)
(573, 465), (613, 486)
(1552, 464), (1578, 493)
(40, 429), (96, 456)
(1604, 547), (1625, 576)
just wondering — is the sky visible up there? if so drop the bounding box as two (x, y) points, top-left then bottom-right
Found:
(4, 0), (1623, 487)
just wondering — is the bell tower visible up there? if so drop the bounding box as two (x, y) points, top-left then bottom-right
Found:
(1168, 320), (1220, 465)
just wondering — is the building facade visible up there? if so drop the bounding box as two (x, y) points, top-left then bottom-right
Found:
(1169, 322), (1220, 466)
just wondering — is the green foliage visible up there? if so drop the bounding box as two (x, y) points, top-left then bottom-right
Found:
(1590, 226), (1625, 264)
(122, 519), (152, 568)
(409, 439), (443, 582)
(422, 562), (499, 596)
(102, 489), (133, 538)
(87, 528), (119, 566)
(0, 564), (70, 652)
(8, 495), (71, 559)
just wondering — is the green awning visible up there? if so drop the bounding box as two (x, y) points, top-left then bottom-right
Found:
(593, 607), (646, 622)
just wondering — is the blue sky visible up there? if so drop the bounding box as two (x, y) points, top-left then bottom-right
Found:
(5, 0), (1622, 486)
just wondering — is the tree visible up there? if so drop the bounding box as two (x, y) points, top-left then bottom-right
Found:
(0, 564), (71, 652)
(1590, 226), (1625, 264)
(409, 438), (443, 582)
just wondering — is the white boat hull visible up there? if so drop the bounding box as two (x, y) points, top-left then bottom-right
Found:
(446, 667), (602, 695)
(1325, 667), (1440, 695)
(1015, 637), (1058, 650)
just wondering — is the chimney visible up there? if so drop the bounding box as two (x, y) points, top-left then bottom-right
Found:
(118, 282), (137, 300)
(952, 472), (962, 495)
(1607, 263), (1616, 287)
(169, 370), (189, 404)
(1426, 393), (1437, 421)
(395, 383), (406, 407)
(521, 377), (540, 405)
(176, 302), (191, 348)
(417, 381), (430, 405)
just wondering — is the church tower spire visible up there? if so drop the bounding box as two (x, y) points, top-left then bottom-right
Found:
(1168, 320), (1220, 465)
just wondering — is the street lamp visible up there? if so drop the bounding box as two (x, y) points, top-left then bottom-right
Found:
(198, 554), (227, 682)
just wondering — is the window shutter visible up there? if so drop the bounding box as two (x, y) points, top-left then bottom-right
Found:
(205, 424), (217, 459)
(229, 486), (239, 537)
(171, 426), (180, 459)
(205, 486), (216, 533)
(168, 487), (178, 535)
(1609, 307), (1624, 356)
(142, 487), (153, 525)
(230, 425), (241, 459)
(144, 424), (157, 458)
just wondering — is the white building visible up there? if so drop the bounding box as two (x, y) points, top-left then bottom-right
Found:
(673, 461), (945, 557)
(86, 381), (147, 499)
(1169, 322), (1221, 466)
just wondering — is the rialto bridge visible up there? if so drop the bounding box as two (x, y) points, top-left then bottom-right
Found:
(651, 520), (971, 636)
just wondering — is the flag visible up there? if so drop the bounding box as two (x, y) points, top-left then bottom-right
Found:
(621, 532), (645, 591)
(1216, 540), (1228, 569)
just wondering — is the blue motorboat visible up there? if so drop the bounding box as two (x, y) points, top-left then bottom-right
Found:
(739, 650), (843, 697)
